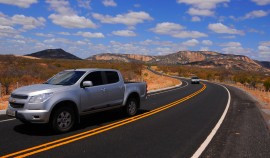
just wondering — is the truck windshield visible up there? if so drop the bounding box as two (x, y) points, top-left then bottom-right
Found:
(44, 71), (86, 85)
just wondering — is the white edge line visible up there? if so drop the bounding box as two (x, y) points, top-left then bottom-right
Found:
(191, 83), (231, 158)
(0, 118), (16, 123)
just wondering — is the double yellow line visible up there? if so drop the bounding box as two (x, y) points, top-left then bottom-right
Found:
(1, 84), (206, 158)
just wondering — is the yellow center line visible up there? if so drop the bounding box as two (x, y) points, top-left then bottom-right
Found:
(1, 84), (206, 158)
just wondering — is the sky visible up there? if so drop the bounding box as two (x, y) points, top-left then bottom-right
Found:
(0, 0), (270, 61)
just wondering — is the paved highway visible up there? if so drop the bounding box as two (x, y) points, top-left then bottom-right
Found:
(0, 78), (231, 158)
(0, 75), (268, 158)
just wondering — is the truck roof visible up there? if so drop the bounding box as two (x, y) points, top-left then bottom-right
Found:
(66, 68), (118, 72)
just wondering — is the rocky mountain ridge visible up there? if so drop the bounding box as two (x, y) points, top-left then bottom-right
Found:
(87, 51), (268, 72)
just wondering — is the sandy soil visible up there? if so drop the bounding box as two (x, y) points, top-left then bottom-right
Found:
(142, 69), (181, 91)
(0, 69), (181, 110)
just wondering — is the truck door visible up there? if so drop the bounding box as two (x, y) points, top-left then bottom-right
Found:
(103, 71), (125, 106)
(80, 71), (108, 112)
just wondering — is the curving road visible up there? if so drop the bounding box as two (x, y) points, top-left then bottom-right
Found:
(0, 76), (233, 158)
(1, 70), (269, 158)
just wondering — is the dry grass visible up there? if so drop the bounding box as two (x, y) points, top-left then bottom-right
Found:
(0, 96), (9, 110)
(0, 68), (181, 110)
(142, 69), (181, 91)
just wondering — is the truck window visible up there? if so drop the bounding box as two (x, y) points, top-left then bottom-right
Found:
(45, 71), (86, 86)
(105, 71), (119, 84)
(83, 71), (103, 86)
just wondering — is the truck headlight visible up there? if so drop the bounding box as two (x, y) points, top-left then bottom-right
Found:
(29, 93), (53, 104)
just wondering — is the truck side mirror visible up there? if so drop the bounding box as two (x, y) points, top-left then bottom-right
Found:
(82, 81), (93, 88)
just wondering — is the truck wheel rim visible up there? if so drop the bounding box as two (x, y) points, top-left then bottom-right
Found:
(128, 101), (137, 115)
(57, 111), (72, 129)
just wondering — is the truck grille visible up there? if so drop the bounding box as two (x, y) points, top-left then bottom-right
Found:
(11, 94), (28, 99)
(10, 103), (24, 108)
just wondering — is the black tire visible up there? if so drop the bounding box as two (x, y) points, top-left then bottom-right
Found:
(124, 97), (138, 117)
(51, 106), (75, 133)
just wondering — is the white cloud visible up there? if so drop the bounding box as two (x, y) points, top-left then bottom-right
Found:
(12, 15), (46, 30)
(219, 41), (251, 55)
(77, 0), (91, 9)
(102, 0), (117, 7)
(260, 41), (270, 46)
(258, 41), (270, 60)
(49, 14), (97, 29)
(0, 0), (37, 8)
(191, 16), (201, 22)
(221, 46), (246, 54)
(220, 42), (241, 47)
(46, 0), (97, 29)
(182, 39), (199, 46)
(92, 11), (153, 26)
(112, 30), (137, 37)
(221, 35), (236, 39)
(251, 0), (270, 5)
(243, 10), (268, 19)
(58, 32), (71, 35)
(44, 38), (73, 44)
(258, 45), (270, 59)
(156, 47), (175, 55)
(202, 40), (213, 45)
(14, 35), (24, 39)
(208, 23), (244, 35)
(35, 33), (54, 37)
(75, 31), (105, 38)
(177, 0), (229, 17)
(200, 47), (209, 51)
(0, 25), (18, 37)
(150, 22), (184, 34)
(177, 0), (230, 9)
(150, 22), (207, 38)
(46, 0), (75, 15)
(172, 31), (207, 38)
(0, 13), (45, 34)
(76, 40), (87, 45)
(187, 8), (214, 16)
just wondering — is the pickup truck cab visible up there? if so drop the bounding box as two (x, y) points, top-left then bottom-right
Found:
(6, 69), (147, 133)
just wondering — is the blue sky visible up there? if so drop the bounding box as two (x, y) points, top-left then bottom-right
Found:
(0, 0), (270, 61)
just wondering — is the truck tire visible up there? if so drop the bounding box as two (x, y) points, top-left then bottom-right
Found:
(124, 97), (138, 116)
(51, 106), (75, 133)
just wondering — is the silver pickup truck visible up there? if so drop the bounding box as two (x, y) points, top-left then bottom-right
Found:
(6, 69), (147, 132)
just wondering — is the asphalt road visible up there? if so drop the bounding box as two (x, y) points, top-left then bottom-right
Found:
(0, 78), (232, 158)
(201, 85), (270, 158)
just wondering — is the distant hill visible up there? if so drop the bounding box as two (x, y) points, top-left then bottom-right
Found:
(25, 49), (81, 60)
(257, 61), (270, 69)
(87, 51), (269, 72)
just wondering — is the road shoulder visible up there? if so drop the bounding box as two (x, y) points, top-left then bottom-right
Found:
(201, 85), (270, 158)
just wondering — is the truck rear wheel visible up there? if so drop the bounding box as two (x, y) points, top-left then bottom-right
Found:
(124, 98), (138, 116)
(51, 107), (75, 133)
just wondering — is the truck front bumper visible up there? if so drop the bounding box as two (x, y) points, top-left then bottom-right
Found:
(7, 108), (50, 124)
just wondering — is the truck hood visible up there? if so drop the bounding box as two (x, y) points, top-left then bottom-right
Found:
(12, 84), (67, 96)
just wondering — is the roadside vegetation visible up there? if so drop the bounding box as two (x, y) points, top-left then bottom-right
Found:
(155, 65), (270, 109)
(0, 55), (179, 110)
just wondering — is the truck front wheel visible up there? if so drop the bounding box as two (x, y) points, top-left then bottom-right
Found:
(51, 107), (75, 133)
(124, 98), (138, 116)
